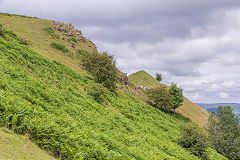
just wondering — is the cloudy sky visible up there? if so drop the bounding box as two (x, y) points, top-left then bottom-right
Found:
(1, 0), (240, 103)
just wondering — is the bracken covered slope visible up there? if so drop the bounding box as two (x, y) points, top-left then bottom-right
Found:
(0, 13), (226, 159)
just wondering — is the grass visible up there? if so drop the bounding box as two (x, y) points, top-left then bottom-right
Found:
(0, 127), (55, 160)
(178, 97), (209, 126)
(128, 70), (164, 87)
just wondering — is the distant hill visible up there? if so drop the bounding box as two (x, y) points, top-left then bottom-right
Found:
(0, 12), (227, 159)
(197, 103), (240, 110)
(197, 103), (240, 113)
(129, 70), (209, 126)
(128, 70), (165, 87)
(198, 103), (240, 121)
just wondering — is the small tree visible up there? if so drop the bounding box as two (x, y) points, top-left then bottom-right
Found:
(155, 73), (162, 82)
(146, 86), (174, 111)
(169, 83), (183, 111)
(82, 52), (118, 91)
(179, 123), (210, 159)
(207, 106), (240, 160)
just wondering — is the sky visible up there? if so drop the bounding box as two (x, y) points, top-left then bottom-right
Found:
(0, 0), (240, 103)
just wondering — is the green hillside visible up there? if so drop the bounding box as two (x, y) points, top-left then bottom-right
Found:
(0, 12), (96, 75)
(129, 70), (209, 126)
(0, 13), (226, 159)
(128, 70), (164, 87)
(0, 127), (56, 160)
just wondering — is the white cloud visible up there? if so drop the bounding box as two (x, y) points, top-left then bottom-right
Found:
(223, 81), (235, 87)
(192, 93), (200, 100)
(219, 92), (229, 98)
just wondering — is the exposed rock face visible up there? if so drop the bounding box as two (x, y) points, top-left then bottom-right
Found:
(53, 21), (86, 42)
(133, 85), (153, 90)
(70, 43), (75, 48)
(52, 21), (97, 51)
(118, 86), (137, 95)
(119, 73), (128, 85)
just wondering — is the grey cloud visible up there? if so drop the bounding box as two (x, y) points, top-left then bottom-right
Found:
(1, 0), (240, 43)
(1, 0), (240, 103)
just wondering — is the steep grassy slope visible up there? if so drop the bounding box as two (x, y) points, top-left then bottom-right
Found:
(0, 12), (96, 75)
(0, 127), (56, 160)
(0, 24), (227, 159)
(129, 70), (209, 126)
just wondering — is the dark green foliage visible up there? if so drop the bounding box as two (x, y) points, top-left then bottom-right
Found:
(71, 37), (77, 43)
(50, 42), (68, 53)
(0, 24), (5, 38)
(147, 86), (174, 111)
(43, 27), (54, 34)
(0, 29), (4, 37)
(1, 29), (28, 45)
(43, 27), (59, 39)
(169, 83), (184, 111)
(207, 106), (240, 160)
(76, 49), (88, 59)
(19, 38), (29, 45)
(82, 52), (118, 91)
(179, 123), (210, 159)
(155, 73), (162, 82)
(85, 83), (108, 104)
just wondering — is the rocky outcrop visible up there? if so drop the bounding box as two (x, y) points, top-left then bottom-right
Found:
(133, 85), (153, 90)
(52, 21), (97, 50)
(119, 73), (128, 85)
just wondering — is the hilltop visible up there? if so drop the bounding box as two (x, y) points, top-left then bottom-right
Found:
(129, 70), (209, 126)
(0, 12), (96, 75)
(0, 13), (226, 159)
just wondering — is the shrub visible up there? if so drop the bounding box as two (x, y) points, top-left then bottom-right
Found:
(0, 24), (5, 38)
(82, 52), (118, 91)
(43, 27), (59, 39)
(146, 86), (174, 111)
(71, 37), (77, 43)
(169, 83), (183, 111)
(50, 42), (68, 53)
(85, 83), (108, 104)
(19, 38), (29, 45)
(77, 49), (88, 56)
(179, 123), (210, 159)
(155, 73), (162, 82)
